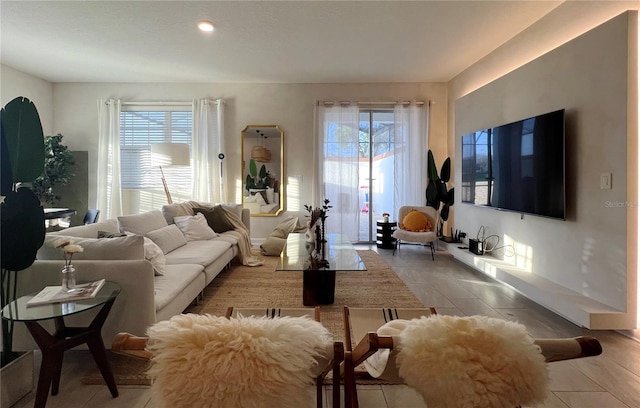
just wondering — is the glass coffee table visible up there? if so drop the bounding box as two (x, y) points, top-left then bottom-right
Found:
(277, 233), (367, 305)
(1, 281), (121, 408)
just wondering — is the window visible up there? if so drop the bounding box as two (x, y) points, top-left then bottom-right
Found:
(119, 108), (192, 199)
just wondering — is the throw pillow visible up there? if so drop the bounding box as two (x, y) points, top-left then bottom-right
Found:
(118, 210), (168, 235)
(118, 232), (166, 276)
(401, 210), (432, 232)
(142, 237), (166, 276)
(258, 190), (269, 204)
(255, 193), (268, 206)
(260, 216), (303, 256)
(265, 187), (275, 205)
(145, 224), (188, 254)
(270, 216), (301, 238)
(97, 231), (127, 239)
(174, 213), (218, 241)
(260, 237), (287, 256)
(194, 206), (235, 233)
(161, 201), (198, 225)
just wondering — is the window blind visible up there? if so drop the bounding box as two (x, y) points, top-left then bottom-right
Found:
(119, 109), (192, 195)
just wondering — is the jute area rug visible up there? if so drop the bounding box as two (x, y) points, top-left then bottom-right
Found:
(83, 250), (422, 386)
(188, 249), (422, 343)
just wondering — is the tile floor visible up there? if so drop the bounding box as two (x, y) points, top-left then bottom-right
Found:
(10, 244), (640, 408)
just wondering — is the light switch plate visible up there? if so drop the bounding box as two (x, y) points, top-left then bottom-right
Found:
(600, 172), (612, 190)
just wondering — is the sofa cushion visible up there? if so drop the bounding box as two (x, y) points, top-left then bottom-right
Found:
(38, 234), (144, 261)
(164, 240), (232, 268)
(154, 264), (204, 311)
(194, 205), (235, 233)
(50, 219), (120, 238)
(118, 210), (168, 235)
(215, 232), (240, 246)
(174, 213), (217, 241)
(145, 224), (187, 254)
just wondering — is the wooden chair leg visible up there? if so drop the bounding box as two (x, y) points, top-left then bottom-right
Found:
(343, 351), (357, 408)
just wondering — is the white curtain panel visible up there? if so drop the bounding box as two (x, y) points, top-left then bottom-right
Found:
(192, 99), (225, 203)
(314, 103), (360, 242)
(96, 98), (123, 219)
(392, 103), (429, 218)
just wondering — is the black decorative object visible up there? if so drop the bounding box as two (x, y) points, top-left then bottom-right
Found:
(426, 149), (454, 236)
(1, 97), (46, 367)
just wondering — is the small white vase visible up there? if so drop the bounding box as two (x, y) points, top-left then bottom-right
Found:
(305, 228), (316, 243)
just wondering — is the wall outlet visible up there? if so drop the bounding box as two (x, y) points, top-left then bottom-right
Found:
(600, 172), (612, 190)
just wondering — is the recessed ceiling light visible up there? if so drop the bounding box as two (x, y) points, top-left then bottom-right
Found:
(197, 21), (214, 32)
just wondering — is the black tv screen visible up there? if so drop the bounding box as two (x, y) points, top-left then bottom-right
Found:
(461, 109), (565, 219)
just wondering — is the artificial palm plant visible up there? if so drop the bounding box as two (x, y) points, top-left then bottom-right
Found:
(0, 96), (46, 366)
(425, 149), (454, 236)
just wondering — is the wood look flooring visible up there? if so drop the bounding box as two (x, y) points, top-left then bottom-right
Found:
(10, 245), (640, 408)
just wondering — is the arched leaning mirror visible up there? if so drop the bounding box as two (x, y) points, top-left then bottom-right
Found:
(241, 125), (284, 216)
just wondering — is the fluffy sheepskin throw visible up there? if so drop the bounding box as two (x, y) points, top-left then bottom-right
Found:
(146, 313), (333, 408)
(395, 315), (549, 408)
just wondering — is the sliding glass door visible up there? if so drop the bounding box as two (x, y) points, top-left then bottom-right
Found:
(358, 110), (395, 242)
(318, 102), (426, 243)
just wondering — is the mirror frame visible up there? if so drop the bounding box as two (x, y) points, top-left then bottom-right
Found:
(241, 125), (284, 216)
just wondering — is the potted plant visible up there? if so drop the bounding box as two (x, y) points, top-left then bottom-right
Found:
(32, 133), (74, 206)
(426, 149), (454, 237)
(1, 96), (46, 406)
(245, 158), (274, 192)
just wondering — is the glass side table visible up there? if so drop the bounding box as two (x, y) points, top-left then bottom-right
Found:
(1, 281), (121, 408)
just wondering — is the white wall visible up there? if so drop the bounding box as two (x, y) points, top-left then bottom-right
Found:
(449, 9), (638, 328)
(51, 82), (447, 238)
(1, 65), (53, 135)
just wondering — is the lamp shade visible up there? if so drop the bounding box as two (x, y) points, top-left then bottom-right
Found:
(150, 143), (190, 166)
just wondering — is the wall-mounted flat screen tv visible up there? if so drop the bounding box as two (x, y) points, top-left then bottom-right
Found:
(461, 109), (565, 220)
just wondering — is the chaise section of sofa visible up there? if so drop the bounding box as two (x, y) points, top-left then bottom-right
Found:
(6, 204), (250, 352)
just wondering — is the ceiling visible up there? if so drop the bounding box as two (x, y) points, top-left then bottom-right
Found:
(1, 1), (563, 84)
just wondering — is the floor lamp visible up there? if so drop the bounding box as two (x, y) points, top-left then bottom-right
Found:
(150, 143), (190, 204)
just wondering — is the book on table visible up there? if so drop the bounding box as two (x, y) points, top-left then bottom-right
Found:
(27, 279), (106, 307)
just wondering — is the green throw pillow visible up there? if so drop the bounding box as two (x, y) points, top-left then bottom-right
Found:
(194, 206), (235, 233)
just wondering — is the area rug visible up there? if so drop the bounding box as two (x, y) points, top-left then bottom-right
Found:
(81, 350), (152, 386)
(188, 249), (423, 344)
(83, 250), (422, 386)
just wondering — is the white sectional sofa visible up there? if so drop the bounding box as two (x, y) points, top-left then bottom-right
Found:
(8, 202), (250, 351)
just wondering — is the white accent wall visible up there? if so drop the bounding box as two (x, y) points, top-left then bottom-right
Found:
(49, 82), (448, 238)
(449, 10), (638, 329)
(1, 65), (54, 135)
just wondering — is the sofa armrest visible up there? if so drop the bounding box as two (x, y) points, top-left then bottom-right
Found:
(4, 259), (156, 351)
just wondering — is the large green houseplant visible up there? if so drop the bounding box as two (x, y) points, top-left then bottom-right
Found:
(426, 149), (454, 236)
(245, 158), (274, 191)
(1, 97), (46, 367)
(32, 133), (74, 206)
